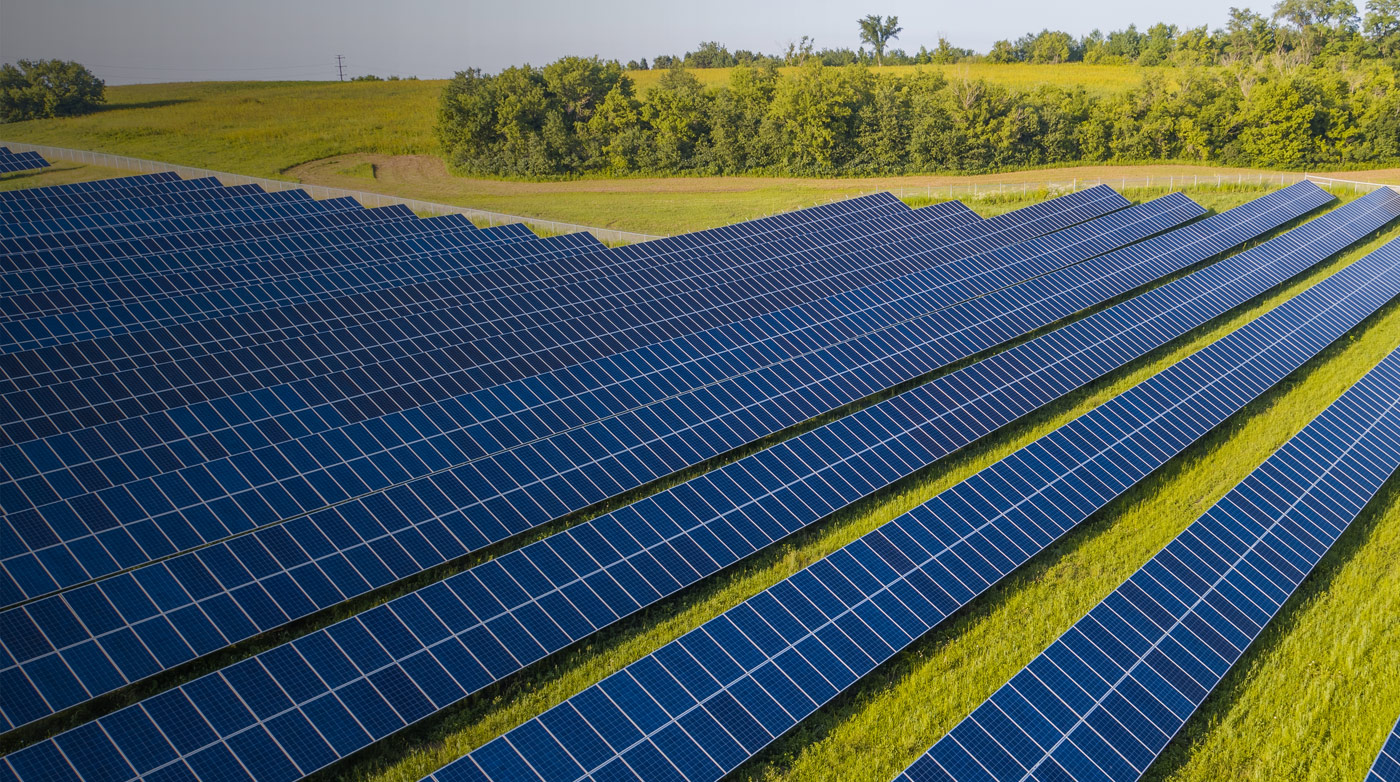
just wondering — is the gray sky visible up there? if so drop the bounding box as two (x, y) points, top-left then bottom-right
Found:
(2, 0), (1247, 84)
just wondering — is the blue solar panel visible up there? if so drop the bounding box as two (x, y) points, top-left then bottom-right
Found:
(0, 203), (422, 274)
(0, 187), (1381, 774)
(0, 192), (1192, 612)
(0, 216), (528, 321)
(0, 177), (227, 214)
(0, 187), (1111, 456)
(0, 188), (1170, 724)
(1370, 714), (1400, 782)
(899, 338), (1400, 782)
(0, 172), (180, 204)
(0, 149), (50, 174)
(0, 187), (1340, 734)
(0, 198), (416, 257)
(0, 185), (1019, 352)
(0, 196), (366, 246)
(412, 208), (1400, 782)
(0, 189), (357, 240)
(0, 183), (292, 223)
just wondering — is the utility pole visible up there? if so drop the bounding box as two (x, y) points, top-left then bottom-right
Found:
(336, 54), (346, 81)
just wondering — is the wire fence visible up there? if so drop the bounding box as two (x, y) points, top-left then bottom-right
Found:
(0, 140), (667, 245)
(4, 139), (1396, 241)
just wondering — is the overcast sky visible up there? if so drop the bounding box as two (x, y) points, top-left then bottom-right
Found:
(2, 0), (1250, 85)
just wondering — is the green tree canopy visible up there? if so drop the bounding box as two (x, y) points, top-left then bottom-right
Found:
(0, 59), (105, 122)
(857, 15), (903, 65)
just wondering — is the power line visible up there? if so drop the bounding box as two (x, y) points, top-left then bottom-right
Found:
(336, 54), (345, 81)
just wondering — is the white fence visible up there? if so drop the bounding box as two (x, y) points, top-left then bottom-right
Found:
(0, 140), (666, 245)
(4, 139), (1396, 240)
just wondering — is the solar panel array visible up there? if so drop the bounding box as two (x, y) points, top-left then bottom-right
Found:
(0, 191), (1197, 604)
(899, 335), (1400, 782)
(0, 184), (1161, 730)
(1, 160), (1394, 782)
(419, 204), (1400, 782)
(0, 148), (50, 174)
(0, 184), (1333, 734)
(1371, 714), (1400, 782)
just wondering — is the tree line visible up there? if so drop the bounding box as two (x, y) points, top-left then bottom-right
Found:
(437, 2), (1400, 177)
(626, 1), (1399, 68)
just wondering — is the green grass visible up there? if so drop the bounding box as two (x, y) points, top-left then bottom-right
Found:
(338, 161), (378, 180)
(305, 201), (1400, 782)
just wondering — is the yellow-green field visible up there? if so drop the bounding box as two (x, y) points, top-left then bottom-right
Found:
(625, 62), (1159, 95)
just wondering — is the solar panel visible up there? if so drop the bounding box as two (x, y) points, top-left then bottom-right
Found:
(0, 172), (181, 204)
(0, 192), (1197, 613)
(0, 185), (994, 351)
(0, 177), (227, 213)
(0, 186), (1373, 759)
(0, 200), (418, 258)
(0, 186), (1332, 733)
(0, 150), (50, 174)
(1, 216), (523, 319)
(414, 209), (1400, 782)
(0, 185), (1116, 438)
(0, 196), (366, 244)
(1370, 714), (1400, 782)
(0, 183), (293, 223)
(0, 190), (357, 240)
(899, 338), (1400, 782)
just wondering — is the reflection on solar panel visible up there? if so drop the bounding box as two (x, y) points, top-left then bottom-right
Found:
(0, 177), (231, 216)
(899, 336), (1400, 782)
(4, 188), (1385, 781)
(414, 206), (1399, 782)
(0, 149), (50, 173)
(1370, 714), (1400, 782)
(0, 186), (1176, 728)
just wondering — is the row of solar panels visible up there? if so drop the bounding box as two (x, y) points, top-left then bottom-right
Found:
(0, 160), (1396, 782)
(0, 149), (49, 175)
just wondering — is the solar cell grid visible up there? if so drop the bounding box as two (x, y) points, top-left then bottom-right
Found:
(0, 151), (50, 174)
(420, 212), (1400, 782)
(0, 176), (226, 213)
(0, 172), (180, 204)
(0, 192), (1194, 605)
(0, 184), (1359, 737)
(0, 183), (284, 224)
(898, 339), (1400, 782)
(0, 189), (359, 240)
(0, 204), (424, 274)
(0, 186), (974, 351)
(1370, 714), (1400, 782)
(0, 185), (1102, 420)
(0, 215), (528, 320)
(0, 197), (370, 248)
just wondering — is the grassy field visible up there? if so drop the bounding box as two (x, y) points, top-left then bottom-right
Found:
(247, 195), (1395, 782)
